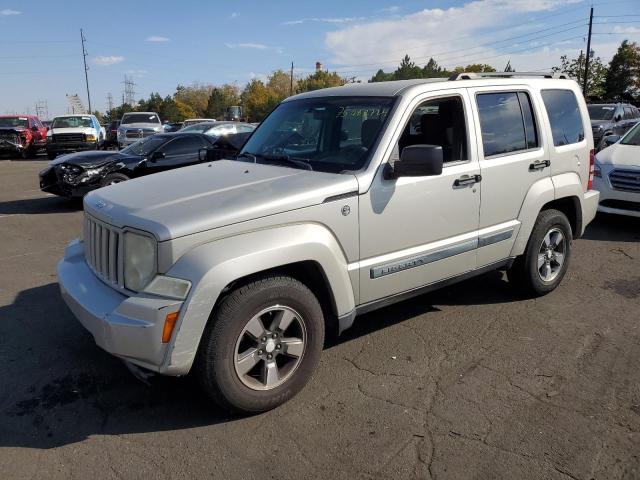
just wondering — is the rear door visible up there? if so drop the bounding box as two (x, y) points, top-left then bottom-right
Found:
(468, 85), (550, 266)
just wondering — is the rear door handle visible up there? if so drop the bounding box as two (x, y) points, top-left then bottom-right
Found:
(454, 174), (482, 187)
(529, 160), (550, 171)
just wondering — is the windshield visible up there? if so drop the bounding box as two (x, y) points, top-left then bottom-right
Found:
(122, 113), (160, 125)
(239, 96), (395, 173)
(121, 135), (167, 155)
(0, 117), (29, 128)
(52, 116), (93, 128)
(621, 122), (640, 146)
(588, 105), (615, 121)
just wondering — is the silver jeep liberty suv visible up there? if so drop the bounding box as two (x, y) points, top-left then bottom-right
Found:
(59, 72), (599, 413)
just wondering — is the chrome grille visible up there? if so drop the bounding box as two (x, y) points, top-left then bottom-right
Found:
(609, 169), (640, 193)
(125, 129), (155, 139)
(83, 214), (123, 286)
(53, 133), (85, 143)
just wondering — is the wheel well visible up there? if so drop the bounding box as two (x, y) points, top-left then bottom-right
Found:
(218, 261), (339, 335)
(541, 196), (581, 237)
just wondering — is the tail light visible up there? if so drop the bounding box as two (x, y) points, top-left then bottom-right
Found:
(587, 149), (595, 190)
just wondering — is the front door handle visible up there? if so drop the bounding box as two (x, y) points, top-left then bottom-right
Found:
(454, 174), (482, 187)
(529, 160), (551, 171)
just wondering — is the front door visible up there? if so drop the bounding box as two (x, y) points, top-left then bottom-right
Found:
(358, 89), (481, 305)
(147, 135), (208, 173)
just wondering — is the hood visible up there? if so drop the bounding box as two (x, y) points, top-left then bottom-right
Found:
(50, 126), (97, 134)
(84, 160), (359, 241)
(0, 127), (26, 133)
(120, 123), (161, 129)
(50, 150), (137, 167)
(596, 143), (640, 167)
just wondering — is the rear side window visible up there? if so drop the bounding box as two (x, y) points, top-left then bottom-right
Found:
(476, 91), (539, 157)
(541, 89), (585, 146)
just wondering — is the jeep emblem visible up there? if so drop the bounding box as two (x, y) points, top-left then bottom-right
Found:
(341, 205), (350, 216)
(95, 200), (107, 209)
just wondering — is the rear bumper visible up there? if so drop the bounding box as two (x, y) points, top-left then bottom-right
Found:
(58, 240), (183, 372)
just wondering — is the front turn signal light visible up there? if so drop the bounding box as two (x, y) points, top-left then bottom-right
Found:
(162, 311), (180, 343)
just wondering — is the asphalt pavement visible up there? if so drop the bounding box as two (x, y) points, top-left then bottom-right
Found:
(0, 156), (639, 479)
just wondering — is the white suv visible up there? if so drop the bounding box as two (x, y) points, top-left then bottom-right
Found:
(58, 73), (599, 413)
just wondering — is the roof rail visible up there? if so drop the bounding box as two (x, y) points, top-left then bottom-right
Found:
(448, 71), (570, 81)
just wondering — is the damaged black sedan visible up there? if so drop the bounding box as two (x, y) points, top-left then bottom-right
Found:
(39, 131), (250, 197)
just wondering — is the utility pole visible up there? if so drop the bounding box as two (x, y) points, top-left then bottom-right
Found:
(582, 6), (593, 97)
(290, 62), (294, 96)
(106, 93), (114, 112)
(80, 29), (92, 113)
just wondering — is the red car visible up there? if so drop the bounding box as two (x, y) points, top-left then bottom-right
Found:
(0, 115), (48, 158)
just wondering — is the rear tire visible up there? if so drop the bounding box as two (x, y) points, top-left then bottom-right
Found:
(196, 275), (324, 413)
(507, 209), (572, 297)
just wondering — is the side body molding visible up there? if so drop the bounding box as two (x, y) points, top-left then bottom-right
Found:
(161, 223), (355, 375)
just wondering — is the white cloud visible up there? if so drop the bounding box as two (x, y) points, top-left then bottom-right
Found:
(324, 0), (596, 76)
(92, 55), (124, 66)
(230, 12), (239, 19)
(282, 17), (366, 26)
(125, 69), (148, 78)
(377, 6), (400, 14)
(612, 26), (640, 35)
(225, 42), (268, 50)
(0, 8), (20, 15)
(146, 35), (170, 43)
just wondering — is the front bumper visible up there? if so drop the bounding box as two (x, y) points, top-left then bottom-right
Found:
(39, 166), (102, 197)
(593, 171), (640, 218)
(47, 141), (97, 153)
(58, 240), (183, 372)
(0, 139), (26, 153)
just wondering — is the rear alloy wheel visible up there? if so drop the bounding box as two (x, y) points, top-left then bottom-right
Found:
(196, 275), (324, 413)
(507, 209), (572, 296)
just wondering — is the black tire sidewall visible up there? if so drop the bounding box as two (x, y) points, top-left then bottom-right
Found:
(198, 276), (324, 413)
(523, 209), (572, 295)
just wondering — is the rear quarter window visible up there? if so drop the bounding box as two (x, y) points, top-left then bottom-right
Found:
(541, 89), (585, 147)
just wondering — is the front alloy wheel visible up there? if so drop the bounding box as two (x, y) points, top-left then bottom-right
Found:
(196, 275), (324, 413)
(234, 306), (306, 390)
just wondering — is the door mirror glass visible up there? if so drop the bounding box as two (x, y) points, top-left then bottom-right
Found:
(386, 145), (443, 178)
(198, 148), (209, 162)
(603, 134), (621, 147)
(614, 114), (622, 122)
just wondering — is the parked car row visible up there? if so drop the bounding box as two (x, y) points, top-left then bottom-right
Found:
(588, 102), (640, 150)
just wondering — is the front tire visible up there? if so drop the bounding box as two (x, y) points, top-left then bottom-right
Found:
(196, 275), (325, 413)
(99, 172), (129, 187)
(507, 209), (572, 296)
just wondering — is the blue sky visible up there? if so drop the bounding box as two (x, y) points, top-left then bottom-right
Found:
(1, 0), (639, 117)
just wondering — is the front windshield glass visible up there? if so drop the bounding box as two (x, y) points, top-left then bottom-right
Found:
(52, 116), (93, 128)
(588, 105), (615, 121)
(0, 117), (29, 128)
(240, 96), (395, 173)
(621, 122), (640, 146)
(122, 113), (160, 125)
(121, 135), (167, 155)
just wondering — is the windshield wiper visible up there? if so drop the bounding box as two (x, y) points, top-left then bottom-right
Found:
(258, 154), (313, 171)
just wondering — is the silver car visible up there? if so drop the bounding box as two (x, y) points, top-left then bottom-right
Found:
(59, 73), (599, 413)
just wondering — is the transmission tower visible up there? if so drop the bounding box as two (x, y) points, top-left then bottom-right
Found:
(122, 75), (136, 105)
(106, 93), (114, 111)
(35, 100), (49, 120)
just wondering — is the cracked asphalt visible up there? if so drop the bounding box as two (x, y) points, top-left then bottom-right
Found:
(1, 157), (639, 480)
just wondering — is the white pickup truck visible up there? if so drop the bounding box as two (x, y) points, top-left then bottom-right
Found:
(46, 114), (106, 159)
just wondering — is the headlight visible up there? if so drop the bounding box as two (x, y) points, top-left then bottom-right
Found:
(143, 275), (191, 300)
(123, 232), (156, 291)
(46, 130), (52, 137)
(86, 134), (97, 142)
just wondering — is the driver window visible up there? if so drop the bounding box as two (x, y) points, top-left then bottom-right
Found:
(398, 96), (468, 163)
(159, 137), (203, 156)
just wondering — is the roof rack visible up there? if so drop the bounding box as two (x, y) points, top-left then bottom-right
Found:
(448, 72), (570, 81)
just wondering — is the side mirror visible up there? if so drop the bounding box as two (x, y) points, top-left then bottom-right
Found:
(149, 151), (165, 162)
(385, 145), (443, 179)
(198, 148), (209, 162)
(32, 125), (39, 132)
(602, 134), (621, 147)
(614, 114), (622, 122)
